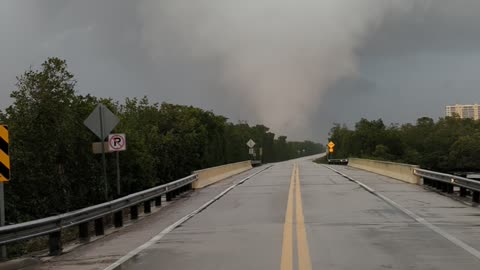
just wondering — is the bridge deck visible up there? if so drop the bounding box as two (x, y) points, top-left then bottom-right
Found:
(36, 159), (480, 270)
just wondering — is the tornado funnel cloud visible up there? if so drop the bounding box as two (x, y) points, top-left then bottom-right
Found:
(139, 0), (424, 138)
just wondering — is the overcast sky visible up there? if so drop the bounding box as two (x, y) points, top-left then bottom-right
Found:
(1, 1), (479, 141)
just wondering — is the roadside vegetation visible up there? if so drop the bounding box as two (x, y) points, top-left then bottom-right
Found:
(327, 117), (480, 172)
(0, 57), (324, 224)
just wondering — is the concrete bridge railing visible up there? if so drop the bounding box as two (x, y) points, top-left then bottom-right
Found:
(193, 161), (253, 189)
(348, 158), (421, 184)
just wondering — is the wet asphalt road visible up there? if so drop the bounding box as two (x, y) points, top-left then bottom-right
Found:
(118, 159), (480, 270)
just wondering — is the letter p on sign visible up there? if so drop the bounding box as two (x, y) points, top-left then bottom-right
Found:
(108, 134), (127, 152)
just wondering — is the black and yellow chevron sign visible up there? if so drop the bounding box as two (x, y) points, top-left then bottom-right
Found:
(0, 125), (9, 182)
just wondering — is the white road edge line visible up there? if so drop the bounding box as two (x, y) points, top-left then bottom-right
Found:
(323, 165), (480, 261)
(103, 165), (274, 270)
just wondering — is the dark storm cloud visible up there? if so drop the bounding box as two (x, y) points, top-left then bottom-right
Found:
(315, 0), (480, 140)
(0, 0), (151, 103)
(1, 1), (479, 142)
(360, 0), (480, 56)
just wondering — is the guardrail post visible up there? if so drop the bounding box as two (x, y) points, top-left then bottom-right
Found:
(130, 205), (139, 220)
(155, 196), (162, 207)
(79, 222), (90, 242)
(436, 182), (442, 190)
(114, 211), (123, 228)
(473, 191), (480, 203)
(48, 231), (62, 256)
(144, 201), (151, 214)
(447, 184), (454, 194)
(94, 218), (104, 236)
(460, 187), (467, 197)
(166, 192), (173, 201)
(442, 183), (448, 193)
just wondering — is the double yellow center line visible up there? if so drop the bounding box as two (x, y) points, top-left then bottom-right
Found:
(281, 163), (312, 270)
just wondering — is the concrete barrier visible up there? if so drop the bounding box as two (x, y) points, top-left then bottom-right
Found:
(348, 158), (421, 184)
(192, 161), (253, 189)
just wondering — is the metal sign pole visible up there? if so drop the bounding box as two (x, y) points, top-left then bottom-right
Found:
(116, 151), (121, 197)
(0, 182), (6, 258)
(99, 106), (108, 201)
(84, 104), (120, 201)
(0, 124), (8, 259)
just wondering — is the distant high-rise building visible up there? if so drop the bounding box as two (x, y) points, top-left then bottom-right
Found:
(445, 104), (480, 120)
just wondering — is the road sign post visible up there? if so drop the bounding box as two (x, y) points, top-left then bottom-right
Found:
(108, 134), (126, 197)
(0, 125), (10, 259)
(84, 104), (120, 201)
(99, 106), (108, 200)
(246, 139), (256, 160)
(115, 152), (120, 196)
(0, 182), (5, 259)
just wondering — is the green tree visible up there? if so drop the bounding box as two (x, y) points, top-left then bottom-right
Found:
(327, 115), (480, 172)
(3, 58), (103, 220)
(448, 133), (480, 171)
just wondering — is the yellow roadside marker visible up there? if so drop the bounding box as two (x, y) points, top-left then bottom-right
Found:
(0, 125), (9, 182)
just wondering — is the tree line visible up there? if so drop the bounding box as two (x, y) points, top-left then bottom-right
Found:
(0, 58), (324, 223)
(328, 117), (480, 172)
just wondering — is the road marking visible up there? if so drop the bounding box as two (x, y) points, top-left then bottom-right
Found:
(281, 164), (313, 270)
(324, 165), (480, 261)
(280, 164), (295, 270)
(103, 165), (273, 270)
(295, 164), (312, 270)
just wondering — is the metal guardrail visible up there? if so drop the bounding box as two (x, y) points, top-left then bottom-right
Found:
(414, 168), (480, 203)
(0, 174), (197, 255)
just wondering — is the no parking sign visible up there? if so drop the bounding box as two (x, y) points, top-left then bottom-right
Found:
(108, 134), (127, 152)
